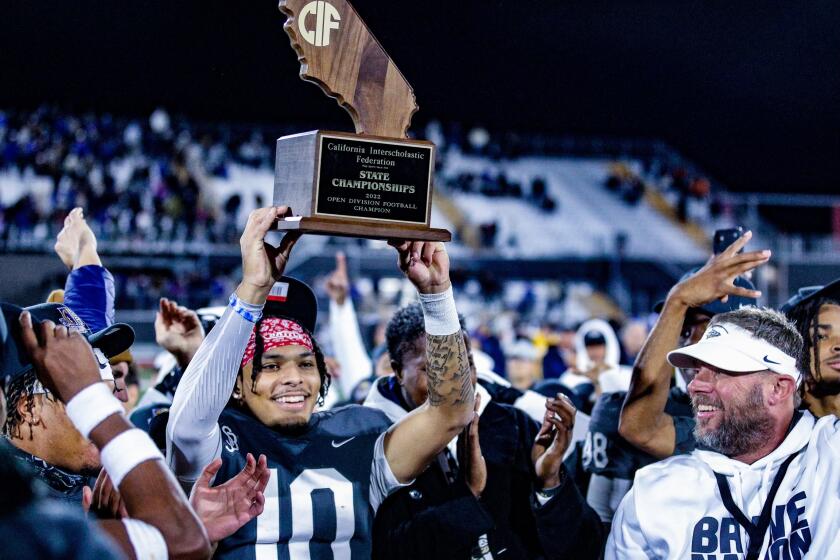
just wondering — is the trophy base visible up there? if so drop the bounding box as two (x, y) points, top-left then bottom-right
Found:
(275, 217), (451, 242)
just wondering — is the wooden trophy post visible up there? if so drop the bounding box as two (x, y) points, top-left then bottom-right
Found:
(273, 0), (450, 241)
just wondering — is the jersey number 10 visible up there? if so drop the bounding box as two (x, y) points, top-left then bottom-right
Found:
(255, 468), (356, 560)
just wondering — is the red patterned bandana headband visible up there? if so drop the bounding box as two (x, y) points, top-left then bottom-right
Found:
(241, 317), (314, 369)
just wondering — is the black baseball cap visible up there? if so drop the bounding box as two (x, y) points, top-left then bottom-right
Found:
(653, 268), (758, 316)
(0, 302), (135, 391)
(262, 277), (318, 333)
(780, 278), (840, 315)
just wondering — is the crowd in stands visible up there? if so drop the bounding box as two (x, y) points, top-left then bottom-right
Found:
(0, 106), (277, 247)
(643, 160), (723, 224)
(603, 162), (646, 206)
(2, 107), (729, 259)
(602, 158), (725, 227)
(430, 120), (723, 228)
(2, 190), (840, 558)
(444, 171), (558, 215)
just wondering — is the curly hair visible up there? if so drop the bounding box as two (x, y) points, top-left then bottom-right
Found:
(243, 317), (331, 406)
(786, 296), (840, 394)
(3, 369), (53, 440)
(385, 302), (466, 370)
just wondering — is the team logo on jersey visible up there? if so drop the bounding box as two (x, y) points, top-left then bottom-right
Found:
(691, 491), (810, 560)
(331, 436), (356, 448)
(221, 425), (239, 453)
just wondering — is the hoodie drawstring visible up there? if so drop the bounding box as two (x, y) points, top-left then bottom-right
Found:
(713, 448), (803, 560)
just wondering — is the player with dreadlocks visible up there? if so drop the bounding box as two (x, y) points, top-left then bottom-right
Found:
(782, 278), (840, 417)
(235, 277), (330, 411)
(1, 301), (134, 506)
(167, 205), (476, 559)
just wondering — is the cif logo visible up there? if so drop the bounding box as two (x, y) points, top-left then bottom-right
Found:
(298, 1), (341, 47)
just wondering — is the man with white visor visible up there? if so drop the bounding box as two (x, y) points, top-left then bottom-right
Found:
(607, 306), (840, 560)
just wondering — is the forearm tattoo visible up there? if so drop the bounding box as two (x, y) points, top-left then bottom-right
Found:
(425, 332), (473, 407)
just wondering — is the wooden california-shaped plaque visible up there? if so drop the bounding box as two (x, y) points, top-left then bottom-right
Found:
(273, 0), (450, 241)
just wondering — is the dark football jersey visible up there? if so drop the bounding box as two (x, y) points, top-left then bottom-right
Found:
(129, 404), (170, 451)
(581, 392), (657, 480)
(212, 404), (392, 560)
(665, 387), (696, 455)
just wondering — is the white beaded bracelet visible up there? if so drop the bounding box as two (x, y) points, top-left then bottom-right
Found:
(65, 383), (125, 440)
(101, 429), (165, 487)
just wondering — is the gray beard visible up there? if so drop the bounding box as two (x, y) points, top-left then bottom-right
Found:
(694, 384), (774, 457)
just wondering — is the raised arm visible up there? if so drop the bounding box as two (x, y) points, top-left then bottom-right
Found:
(167, 206), (299, 484)
(618, 296), (690, 458)
(155, 297), (206, 371)
(383, 241), (475, 482)
(326, 251), (373, 396)
(19, 310), (211, 560)
(531, 394), (604, 559)
(54, 207), (103, 270)
(618, 231), (767, 457)
(55, 207), (113, 333)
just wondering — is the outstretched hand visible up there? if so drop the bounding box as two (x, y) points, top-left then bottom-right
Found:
(387, 240), (450, 295)
(238, 206), (301, 304)
(669, 230), (766, 308)
(532, 393), (576, 490)
(190, 453), (270, 543)
(155, 298), (205, 368)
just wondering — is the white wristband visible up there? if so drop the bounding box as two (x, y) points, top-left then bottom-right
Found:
(101, 429), (165, 487)
(122, 519), (168, 560)
(65, 383), (125, 440)
(419, 287), (461, 336)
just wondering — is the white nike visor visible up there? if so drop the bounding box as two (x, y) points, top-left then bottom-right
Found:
(667, 322), (801, 385)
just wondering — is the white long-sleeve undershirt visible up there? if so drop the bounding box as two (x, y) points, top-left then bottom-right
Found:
(166, 296), (262, 485)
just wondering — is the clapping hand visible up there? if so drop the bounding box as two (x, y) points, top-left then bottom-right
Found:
(190, 453), (271, 543)
(532, 393), (576, 490)
(457, 393), (486, 498)
(155, 298), (205, 368)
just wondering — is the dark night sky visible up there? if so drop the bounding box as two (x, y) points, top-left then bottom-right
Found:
(2, 0), (838, 194)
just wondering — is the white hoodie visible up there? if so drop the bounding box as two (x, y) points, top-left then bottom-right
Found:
(606, 412), (840, 559)
(561, 319), (633, 396)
